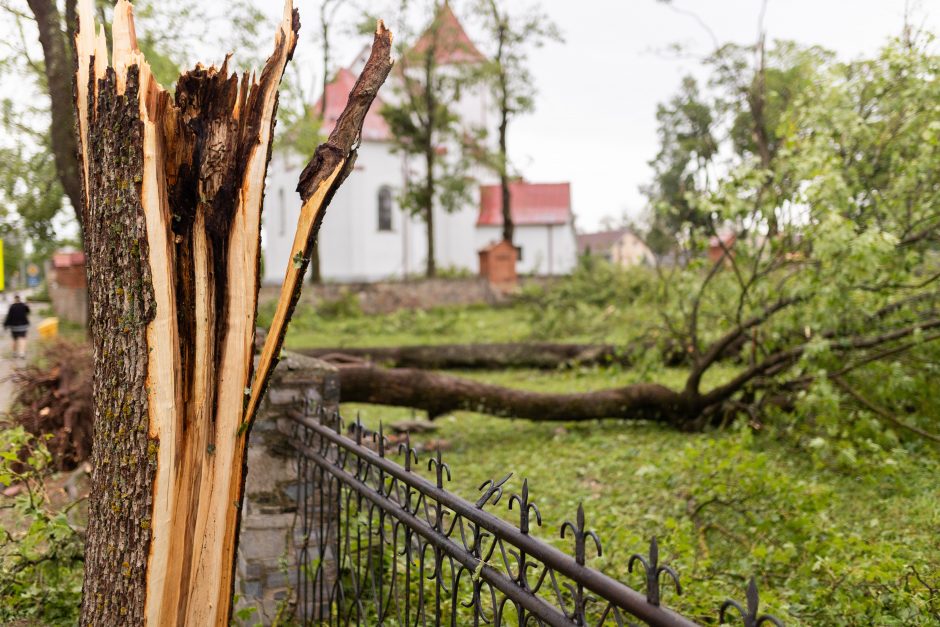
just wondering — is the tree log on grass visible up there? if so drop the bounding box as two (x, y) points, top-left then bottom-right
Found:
(300, 342), (636, 369)
(330, 312), (940, 429)
(73, 1), (392, 624)
(297, 336), (725, 370)
(337, 363), (689, 424)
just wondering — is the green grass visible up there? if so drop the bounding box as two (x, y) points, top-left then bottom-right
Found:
(257, 298), (659, 350)
(344, 393), (940, 625)
(278, 303), (537, 348)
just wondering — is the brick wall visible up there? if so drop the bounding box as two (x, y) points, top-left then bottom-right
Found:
(48, 285), (88, 326)
(235, 352), (339, 623)
(46, 256), (89, 325)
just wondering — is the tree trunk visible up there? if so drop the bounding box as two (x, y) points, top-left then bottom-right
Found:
(302, 342), (636, 369)
(301, 337), (718, 370)
(25, 0), (84, 222)
(73, 2), (391, 624)
(310, 240), (322, 283)
(425, 182), (436, 277)
(424, 42), (437, 278)
(336, 363), (694, 424)
(496, 21), (512, 244)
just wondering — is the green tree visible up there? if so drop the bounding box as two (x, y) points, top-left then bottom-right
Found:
(642, 75), (717, 254)
(643, 39), (833, 253)
(475, 0), (560, 244)
(1, 0), (267, 259)
(347, 34), (940, 454)
(381, 1), (475, 277)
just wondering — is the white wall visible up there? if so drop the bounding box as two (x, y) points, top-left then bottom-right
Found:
(262, 143), (486, 283)
(475, 222), (578, 276)
(262, 151), (303, 285)
(262, 143), (408, 283)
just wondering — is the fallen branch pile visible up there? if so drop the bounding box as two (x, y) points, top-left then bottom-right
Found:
(6, 341), (94, 470)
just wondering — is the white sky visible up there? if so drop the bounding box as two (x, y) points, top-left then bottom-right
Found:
(497, 0), (936, 231)
(2, 0), (937, 234)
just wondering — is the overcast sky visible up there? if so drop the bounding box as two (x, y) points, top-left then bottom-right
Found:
(305, 0), (938, 231)
(494, 0), (937, 231)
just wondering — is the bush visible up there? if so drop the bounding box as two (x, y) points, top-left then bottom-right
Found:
(0, 427), (83, 625)
(8, 340), (94, 470)
(314, 290), (362, 319)
(519, 258), (660, 342)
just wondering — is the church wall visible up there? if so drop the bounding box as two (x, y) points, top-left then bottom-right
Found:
(475, 222), (578, 276)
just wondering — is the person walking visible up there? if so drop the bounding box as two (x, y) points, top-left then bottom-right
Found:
(3, 295), (30, 359)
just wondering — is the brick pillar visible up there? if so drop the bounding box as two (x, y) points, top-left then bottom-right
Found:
(234, 351), (339, 624)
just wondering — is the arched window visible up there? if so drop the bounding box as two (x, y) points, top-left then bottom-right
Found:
(377, 185), (393, 231)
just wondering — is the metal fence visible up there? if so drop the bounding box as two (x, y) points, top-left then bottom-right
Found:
(287, 402), (784, 626)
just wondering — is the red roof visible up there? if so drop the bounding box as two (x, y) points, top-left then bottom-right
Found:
(52, 251), (85, 268)
(413, 3), (485, 65)
(314, 68), (391, 141)
(477, 182), (572, 227)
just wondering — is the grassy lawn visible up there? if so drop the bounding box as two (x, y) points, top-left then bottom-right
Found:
(268, 297), (940, 624)
(258, 296), (657, 349)
(347, 403), (939, 625)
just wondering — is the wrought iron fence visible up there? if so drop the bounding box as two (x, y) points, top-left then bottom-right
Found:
(287, 402), (784, 626)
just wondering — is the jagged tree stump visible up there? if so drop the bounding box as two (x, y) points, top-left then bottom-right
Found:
(72, 1), (391, 624)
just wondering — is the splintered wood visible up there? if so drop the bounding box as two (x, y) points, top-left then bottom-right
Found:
(72, 0), (391, 624)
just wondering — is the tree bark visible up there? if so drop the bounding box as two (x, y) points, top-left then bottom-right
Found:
(25, 0), (84, 222)
(72, 1), (392, 624)
(423, 37), (437, 278)
(336, 363), (693, 424)
(300, 342), (637, 369)
(494, 10), (513, 244)
(300, 337), (719, 370)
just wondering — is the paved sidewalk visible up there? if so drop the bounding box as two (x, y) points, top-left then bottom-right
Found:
(0, 301), (37, 415)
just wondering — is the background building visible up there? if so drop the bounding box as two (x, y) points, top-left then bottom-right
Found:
(477, 181), (577, 276)
(261, 6), (577, 284)
(576, 228), (654, 267)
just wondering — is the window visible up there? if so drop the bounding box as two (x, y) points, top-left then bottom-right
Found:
(377, 186), (393, 231)
(515, 246), (523, 262)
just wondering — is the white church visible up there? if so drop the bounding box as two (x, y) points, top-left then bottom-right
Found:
(261, 6), (578, 284)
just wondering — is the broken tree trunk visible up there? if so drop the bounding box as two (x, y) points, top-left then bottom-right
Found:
(73, 1), (392, 624)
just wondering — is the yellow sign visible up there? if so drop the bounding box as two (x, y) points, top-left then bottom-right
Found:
(0, 239), (4, 292)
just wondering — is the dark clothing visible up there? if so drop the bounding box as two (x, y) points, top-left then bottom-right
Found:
(4, 302), (30, 334)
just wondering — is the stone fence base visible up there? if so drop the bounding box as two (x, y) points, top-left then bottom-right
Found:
(234, 352), (339, 623)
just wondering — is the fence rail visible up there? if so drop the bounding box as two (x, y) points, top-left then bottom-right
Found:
(288, 402), (783, 626)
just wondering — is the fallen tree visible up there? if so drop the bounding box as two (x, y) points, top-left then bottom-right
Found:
(297, 336), (742, 370)
(301, 342), (637, 369)
(71, 1), (392, 624)
(330, 309), (940, 430)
